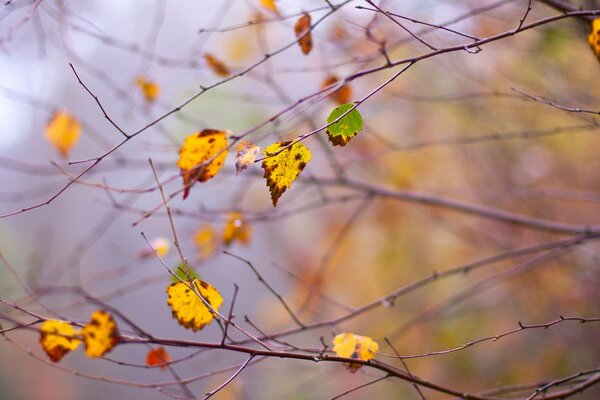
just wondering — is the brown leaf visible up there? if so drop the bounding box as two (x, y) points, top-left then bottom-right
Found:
(321, 75), (352, 105)
(294, 13), (313, 55)
(204, 53), (230, 77)
(235, 140), (261, 174)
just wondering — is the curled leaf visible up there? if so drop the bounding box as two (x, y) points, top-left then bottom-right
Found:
(166, 279), (224, 331)
(234, 140), (261, 174)
(204, 53), (230, 77)
(294, 13), (313, 55)
(45, 111), (81, 158)
(326, 103), (363, 146)
(262, 141), (311, 206)
(82, 310), (119, 358)
(135, 77), (160, 103)
(223, 211), (251, 246)
(177, 130), (229, 199)
(39, 320), (81, 362)
(321, 75), (352, 105)
(146, 347), (171, 370)
(332, 333), (379, 372)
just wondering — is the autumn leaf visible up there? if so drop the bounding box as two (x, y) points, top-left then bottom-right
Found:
(321, 75), (352, 105)
(45, 111), (81, 158)
(171, 263), (201, 283)
(294, 13), (313, 55)
(204, 53), (230, 77)
(39, 320), (81, 362)
(135, 77), (160, 103)
(235, 140), (261, 174)
(141, 236), (171, 259)
(326, 103), (363, 146)
(332, 333), (379, 372)
(146, 347), (171, 370)
(260, 0), (278, 13)
(81, 310), (119, 358)
(166, 279), (224, 331)
(588, 19), (600, 61)
(177, 130), (229, 199)
(194, 225), (219, 261)
(262, 141), (311, 206)
(223, 211), (251, 246)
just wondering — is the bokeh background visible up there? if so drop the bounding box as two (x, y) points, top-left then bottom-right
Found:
(1, 0), (599, 399)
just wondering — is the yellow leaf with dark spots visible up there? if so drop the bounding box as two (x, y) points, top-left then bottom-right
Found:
(262, 141), (311, 206)
(166, 279), (224, 331)
(39, 320), (81, 362)
(81, 310), (119, 358)
(332, 333), (379, 372)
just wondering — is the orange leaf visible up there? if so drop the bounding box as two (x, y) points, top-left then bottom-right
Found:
(146, 347), (171, 370)
(294, 13), (313, 55)
(321, 75), (352, 105)
(45, 111), (81, 158)
(135, 77), (160, 103)
(259, 0), (279, 14)
(204, 53), (230, 77)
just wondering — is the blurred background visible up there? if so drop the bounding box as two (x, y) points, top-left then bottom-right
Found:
(1, 0), (599, 399)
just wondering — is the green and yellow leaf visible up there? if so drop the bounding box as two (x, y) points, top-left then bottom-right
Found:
(326, 103), (363, 146)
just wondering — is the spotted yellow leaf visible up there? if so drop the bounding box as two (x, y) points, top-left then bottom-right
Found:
(177, 130), (229, 199)
(223, 211), (251, 246)
(45, 111), (81, 158)
(194, 225), (219, 261)
(262, 141), (311, 206)
(589, 19), (600, 61)
(39, 320), (81, 362)
(294, 13), (313, 55)
(81, 310), (119, 358)
(166, 279), (224, 331)
(135, 77), (160, 103)
(332, 333), (379, 372)
(260, 0), (278, 13)
(204, 53), (230, 77)
(234, 140), (260, 174)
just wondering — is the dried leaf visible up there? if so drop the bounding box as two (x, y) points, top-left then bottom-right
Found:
(194, 225), (219, 261)
(135, 77), (160, 103)
(235, 140), (261, 174)
(166, 279), (224, 331)
(326, 103), (363, 146)
(81, 310), (119, 358)
(262, 141), (311, 206)
(223, 211), (251, 246)
(204, 53), (230, 77)
(146, 347), (171, 370)
(260, 0), (278, 13)
(588, 19), (600, 61)
(45, 111), (81, 158)
(294, 13), (313, 55)
(177, 130), (229, 199)
(321, 75), (352, 105)
(332, 333), (379, 372)
(39, 320), (81, 362)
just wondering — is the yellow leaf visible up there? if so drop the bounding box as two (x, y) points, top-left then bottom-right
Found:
(234, 140), (261, 174)
(262, 141), (311, 206)
(45, 111), (81, 158)
(194, 225), (219, 261)
(142, 236), (171, 259)
(332, 333), (379, 372)
(588, 19), (600, 61)
(204, 53), (230, 77)
(39, 320), (81, 362)
(223, 211), (251, 246)
(81, 310), (119, 358)
(321, 75), (352, 105)
(135, 77), (160, 103)
(177, 130), (229, 199)
(294, 13), (313, 55)
(259, 0), (278, 13)
(166, 279), (224, 331)
(146, 347), (171, 370)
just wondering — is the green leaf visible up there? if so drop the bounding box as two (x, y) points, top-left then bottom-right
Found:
(326, 103), (363, 146)
(171, 263), (200, 283)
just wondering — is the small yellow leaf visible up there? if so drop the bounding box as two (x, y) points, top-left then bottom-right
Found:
(234, 140), (261, 174)
(39, 320), (81, 362)
(135, 77), (160, 103)
(166, 279), (224, 331)
(262, 141), (311, 206)
(81, 310), (119, 358)
(294, 13), (313, 55)
(332, 333), (379, 372)
(260, 0), (278, 13)
(321, 75), (352, 105)
(142, 237), (171, 259)
(588, 19), (600, 61)
(223, 211), (251, 246)
(194, 225), (219, 261)
(204, 53), (230, 77)
(177, 130), (229, 199)
(146, 347), (171, 370)
(45, 111), (81, 158)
